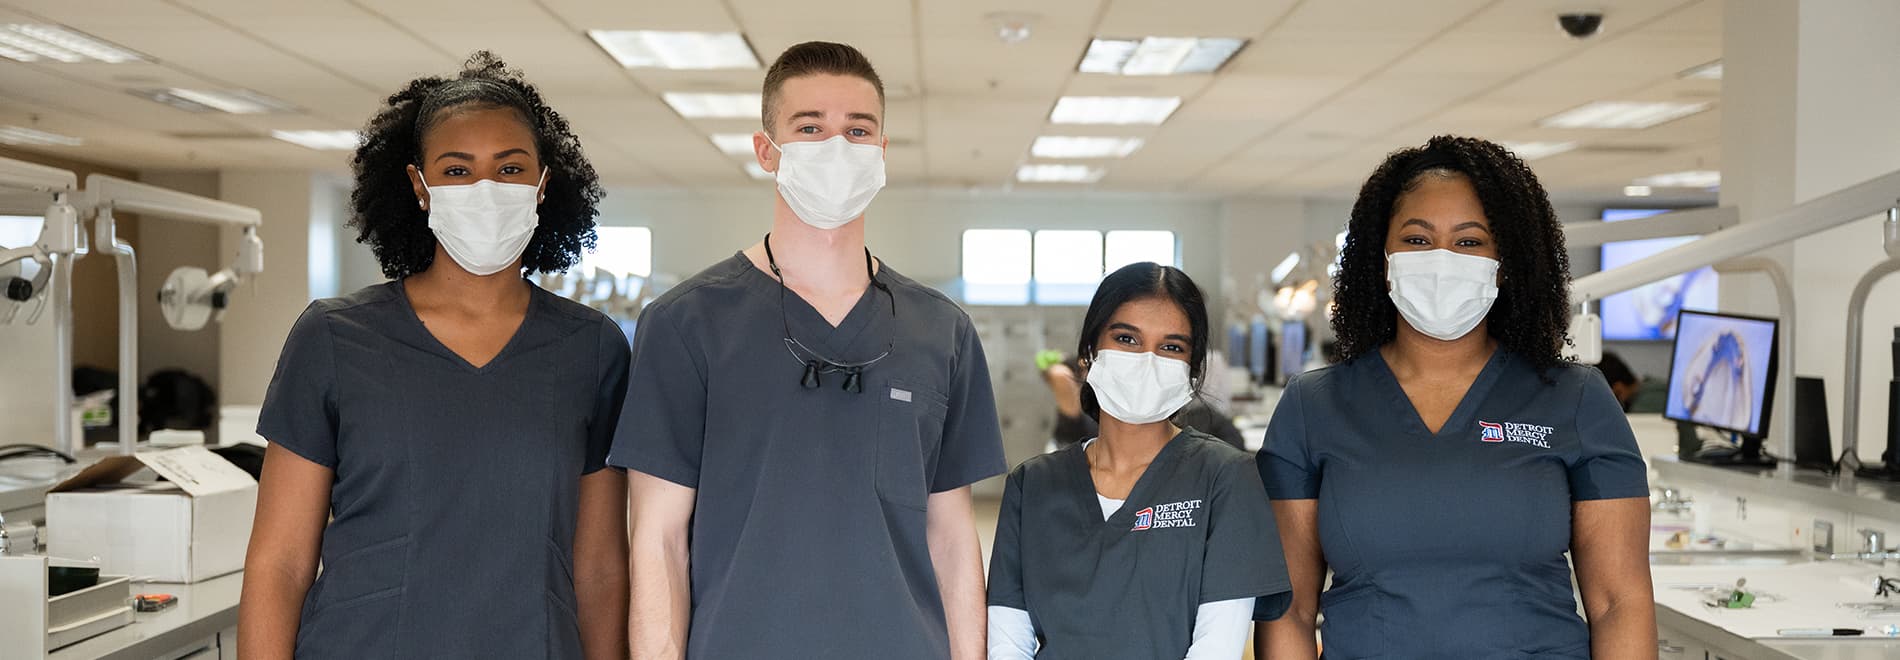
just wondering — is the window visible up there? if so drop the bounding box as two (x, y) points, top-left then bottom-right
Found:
(1034, 230), (1103, 305)
(958, 228), (1180, 306)
(577, 226), (653, 277)
(1104, 230), (1176, 271)
(961, 229), (1031, 305)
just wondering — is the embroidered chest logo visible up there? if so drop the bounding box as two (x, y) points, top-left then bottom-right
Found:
(1131, 499), (1202, 531)
(1478, 420), (1553, 448)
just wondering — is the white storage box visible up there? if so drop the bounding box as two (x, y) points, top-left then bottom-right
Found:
(46, 446), (256, 583)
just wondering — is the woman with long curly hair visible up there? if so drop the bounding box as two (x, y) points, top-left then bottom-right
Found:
(1254, 136), (1655, 659)
(239, 52), (629, 659)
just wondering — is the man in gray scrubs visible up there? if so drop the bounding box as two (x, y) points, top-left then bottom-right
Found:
(610, 42), (1005, 660)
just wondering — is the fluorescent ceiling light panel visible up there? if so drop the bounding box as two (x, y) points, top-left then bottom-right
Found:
(127, 88), (297, 114)
(1633, 170), (1721, 188)
(588, 30), (759, 70)
(0, 24), (146, 63)
(1050, 96), (1182, 125)
(744, 162), (773, 180)
(1016, 164), (1105, 183)
(271, 130), (359, 150)
(1680, 60), (1723, 80)
(663, 92), (762, 119)
(1030, 136), (1144, 159)
(0, 125), (82, 146)
(1078, 37), (1246, 75)
(1623, 185), (1653, 197)
(710, 133), (757, 156)
(1499, 141), (1578, 161)
(1539, 101), (1710, 129)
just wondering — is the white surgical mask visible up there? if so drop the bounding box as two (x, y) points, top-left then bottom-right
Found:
(1086, 350), (1194, 425)
(768, 134), (886, 230)
(422, 168), (545, 276)
(1386, 249), (1500, 341)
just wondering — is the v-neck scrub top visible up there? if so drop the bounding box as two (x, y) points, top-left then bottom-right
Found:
(606, 254), (1007, 660)
(256, 280), (630, 660)
(988, 430), (1293, 659)
(1258, 349), (1647, 659)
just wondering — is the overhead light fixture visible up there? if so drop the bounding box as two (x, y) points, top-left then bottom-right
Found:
(710, 133), (757, 156)
(1680, 60), (1723, 80)
(1016, 164), (1105, 183)
(0, 125), (82, 146)
(1539, 101), (1710, 129)
(0, 24), (146, 63)
(1030, 136), (1144, 159)
(744, 162), (773, 180)
(587, 30), (759, 70)
(271, 130), (359, 151)
(127, 88), (297, 114)
(1623, 185), (1653, 197)
(662, 92), (761, 119)
(1049, 96), (1182, 125)
(1499, 141), (1578, 161)
(1634, 169), (1721, 188)
(1078, 37), (1247, 75)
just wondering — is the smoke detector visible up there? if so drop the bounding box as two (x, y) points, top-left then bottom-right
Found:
(986, 12), (1039, 44)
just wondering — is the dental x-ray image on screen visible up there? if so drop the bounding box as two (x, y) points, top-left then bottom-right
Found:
(1665, 310), (1779, 437)
(1599, 208), (1720, 341)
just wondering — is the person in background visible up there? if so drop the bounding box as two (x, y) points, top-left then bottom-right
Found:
(611, 42), (1003, 660)
(1038, 349), (1249, 450)
(989, 262), (1292, 659)
(1596, 351), (1641, 412)
(239, 53), (629, 660)
(1256, 136), (1656, 659)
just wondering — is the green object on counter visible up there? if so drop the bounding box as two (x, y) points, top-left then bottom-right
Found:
(1725, 587), (1755, 609)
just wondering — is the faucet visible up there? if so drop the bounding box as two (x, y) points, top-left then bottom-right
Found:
(1652, 487), (1695, 515)
(1821, 528), (1900, 562)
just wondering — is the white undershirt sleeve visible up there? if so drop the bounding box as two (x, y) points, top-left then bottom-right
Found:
(1181, 597), (1255, 660)
(988, 605), (1038, 660)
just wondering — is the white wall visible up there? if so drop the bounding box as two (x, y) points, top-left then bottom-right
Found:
(216, 171), (339, 407)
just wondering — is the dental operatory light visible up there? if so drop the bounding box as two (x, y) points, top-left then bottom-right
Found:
(1078, 37), (1247, 76)
(1539, 101), (1710, 130)
(0, 24), (146, 63)
(662, 92), (763, 119)
(1049, 96), (1183, 125)
(588, 30), (760, 70)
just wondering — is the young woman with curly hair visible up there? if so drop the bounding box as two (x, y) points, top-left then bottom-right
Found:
(239, 52), (628, 660)
(1255, 136), (1656, 659)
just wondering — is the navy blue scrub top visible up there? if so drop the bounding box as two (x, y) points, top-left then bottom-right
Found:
(1258, 349), (1647, 659)
(989, 430), (1292, 659)
(607, 254), (1007, 660)
(257, 280), (630, 660)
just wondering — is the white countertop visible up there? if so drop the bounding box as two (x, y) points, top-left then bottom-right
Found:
(46, 571), (242, 660)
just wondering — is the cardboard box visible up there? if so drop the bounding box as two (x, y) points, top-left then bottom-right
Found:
(46, 446), (256, 583)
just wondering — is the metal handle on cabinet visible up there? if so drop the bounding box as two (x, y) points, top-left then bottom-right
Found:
(1658, 639), (1685, 655)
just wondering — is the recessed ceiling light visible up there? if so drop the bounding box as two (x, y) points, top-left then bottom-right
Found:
(1539, 101), (1710, 129)
(663, 92), (762, 119)
(0, 24), (146, 63)
(1050, 96), (1182, 125)
(710, 133), (757, 156)
(1078, 37), (1247, 76)
(1031, 136), (1144, 159)
(1499, 141), (1578, 161)
(587, 30), (759, 70)
(744, 162), (773, 180)
(271, 130), (359, 151)
(127, 88), (298, 114)
(1634, 170), (1721, 188)
(1623, 185), (1653, 197)
(1016, 164), (1105, 183)
(0, 125), (82, 146)
(1680, 60), (1723, 80)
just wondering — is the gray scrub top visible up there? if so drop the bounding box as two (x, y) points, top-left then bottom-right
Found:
(607, 253), (1007, 660)
(988, 430), (1292, 659)
(1258, 349), (1648, 659)
(257, 280), (630, 660)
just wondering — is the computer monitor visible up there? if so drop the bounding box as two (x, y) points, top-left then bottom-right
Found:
(1665, 310), (1779, 439)
(1599, 208), (1720, 341)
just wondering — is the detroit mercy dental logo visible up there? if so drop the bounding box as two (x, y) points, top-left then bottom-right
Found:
(1479, 420), (1553, 448)
(1131, 500), (1203, 531)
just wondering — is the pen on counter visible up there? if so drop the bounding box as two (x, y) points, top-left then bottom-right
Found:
(1776, 628), (1863, 637)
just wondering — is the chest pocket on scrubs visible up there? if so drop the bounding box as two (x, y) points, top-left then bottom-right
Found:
(876, 379), (947, 511)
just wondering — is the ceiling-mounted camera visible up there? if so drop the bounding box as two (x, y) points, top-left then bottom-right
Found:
(1559, 13), (1604, 39)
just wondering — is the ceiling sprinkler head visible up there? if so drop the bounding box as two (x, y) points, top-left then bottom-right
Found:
(986, 12), (1038, 44)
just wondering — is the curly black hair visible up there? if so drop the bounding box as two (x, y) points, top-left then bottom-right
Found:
(349, 51), (603, 278)
(1331, 135), (1572, 377)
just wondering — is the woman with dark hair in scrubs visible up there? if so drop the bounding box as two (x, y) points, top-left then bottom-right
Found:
(238, 53), (629, 659)
(989, 262), (1292, 659)
(1256, 136), (1656, 659)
